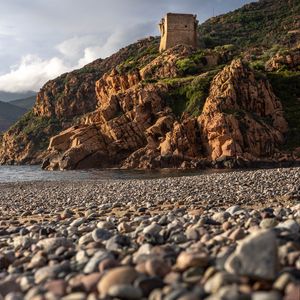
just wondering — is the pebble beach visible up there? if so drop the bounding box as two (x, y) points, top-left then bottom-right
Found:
(0, 167), (300, 300)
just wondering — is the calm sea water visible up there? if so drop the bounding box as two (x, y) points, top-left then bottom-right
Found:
(0, 165), (222, 183)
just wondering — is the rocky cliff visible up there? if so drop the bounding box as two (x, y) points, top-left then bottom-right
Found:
(41, 54), (289, 170)
(0, 38), (160, 165)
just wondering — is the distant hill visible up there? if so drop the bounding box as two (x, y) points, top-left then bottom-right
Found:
(0, 91), (36, 102)
(0, 101), (27, 132)
(9, 95), (36, 110)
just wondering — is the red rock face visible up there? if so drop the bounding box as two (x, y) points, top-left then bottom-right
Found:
(198, 59), (288, 161)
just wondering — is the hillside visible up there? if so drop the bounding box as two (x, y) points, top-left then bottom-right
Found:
(0, 101), (27, 132)
(199, 0), (300, 49)
(0, 0), (299, 168)
(9, 95), (36, 110)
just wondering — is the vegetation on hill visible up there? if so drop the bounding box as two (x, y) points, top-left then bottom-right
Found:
(267, 71), (300, 151)
(9, 111), (62, 151)
(199, 0), (300, 49)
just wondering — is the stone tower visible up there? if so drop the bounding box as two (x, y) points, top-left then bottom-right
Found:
(159, 13), (198, 53)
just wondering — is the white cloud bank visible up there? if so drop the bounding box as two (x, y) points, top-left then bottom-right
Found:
(0, 23), (155, 92)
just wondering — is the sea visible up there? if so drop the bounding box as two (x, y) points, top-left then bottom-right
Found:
(0, 165), (223, 183)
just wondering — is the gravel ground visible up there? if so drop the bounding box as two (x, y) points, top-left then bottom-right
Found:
(0, 167), (299, 299)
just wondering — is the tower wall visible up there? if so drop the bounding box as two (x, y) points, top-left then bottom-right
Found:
(159, 13), (198, 52)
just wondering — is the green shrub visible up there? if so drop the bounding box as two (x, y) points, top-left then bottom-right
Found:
(176, 58), (199, 76)
(267, 71), (300, 150)
(10, 110), (62, 151)
(162, 72), (216, 117)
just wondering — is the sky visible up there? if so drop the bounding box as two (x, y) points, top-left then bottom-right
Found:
(0, 0), (257, 93)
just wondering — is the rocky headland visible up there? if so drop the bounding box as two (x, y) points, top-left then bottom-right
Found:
(0, 0), (299, 170)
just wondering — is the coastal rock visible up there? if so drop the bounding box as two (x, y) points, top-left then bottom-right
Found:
(198, 59), (288, 161)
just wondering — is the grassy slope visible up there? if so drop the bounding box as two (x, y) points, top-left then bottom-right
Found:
(267, 71), (300, 151)
(198, 0), (300, 49)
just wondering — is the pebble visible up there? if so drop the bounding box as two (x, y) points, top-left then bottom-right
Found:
(0, 167), (299, 299)
(177, 251), (209, 270)
(108, 284), (143, 299)
(37, 237), (69, 252)
(97, 266), (138, 296)
(225, 229), (278, 280)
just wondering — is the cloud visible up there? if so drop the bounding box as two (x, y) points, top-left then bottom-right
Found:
(0, 55), (69, 92)
(0, 0), (257, 92)
(0, 22), (156, 92)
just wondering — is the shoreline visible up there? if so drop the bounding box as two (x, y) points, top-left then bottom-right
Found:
(0, 167), (299, 217)
(0, 167), (299, 299)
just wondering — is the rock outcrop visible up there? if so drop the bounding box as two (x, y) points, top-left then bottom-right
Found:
(198, 59), (288, 161)
(42, 57), (288, 170)
(0, 38), (160, 165)
(265, 46), (300, 71)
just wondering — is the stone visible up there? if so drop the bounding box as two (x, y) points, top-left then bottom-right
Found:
(80, 273), (102, 292)
(70, 217), (86, 227)
(13, 236), (32, 249)
(97, 266), (138, 296)
(108, 284), (143, 300)
(98, 258), (118, 273)
(0, 278), (21, 297)
(143, 223), (162, 236)
(273, 273), (293, 291)
(225, 229), (278, 280)
(185, 227), (200, 240)
(78, 233), (94, 246)
(260, 218), (278, 229)
(176, 251), (209, 270)
(252, 291), (282, 300)
(91, 228), (112, 242)
(34, 262), (69, 284)
(229, 228), (246, 241)
(145, 258), (171, 277)
(84, 251), (112, 274)
(97, 221), (115, 230)
(118, 222), (133, 233)
(37, 237), (69, 252)
(44, 280), (67, 297)
(212, 212), (230, 223)
(4, 293), (23, 300)
(226, 205), (243, 215)
(27, 252), (47, 269)
(284, 283), (300, 300)
(106, 235), (131, 251)
(134, 277), (164, 297)
(204, 271), (239, 294)
(61, 292), (86, 300)
(277, 220), (300, 233)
